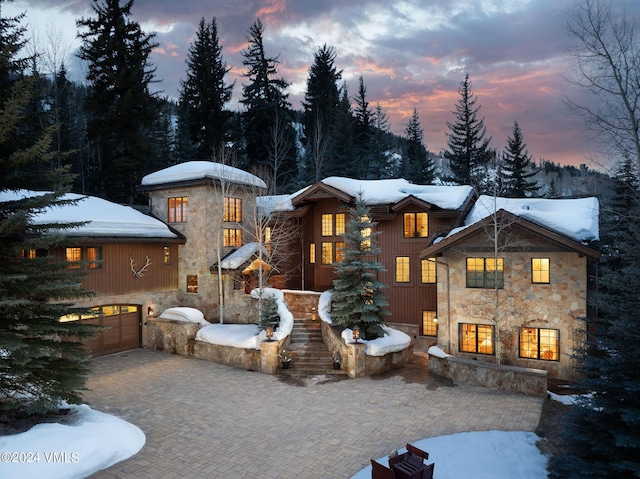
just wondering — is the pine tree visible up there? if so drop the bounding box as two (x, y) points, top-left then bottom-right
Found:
(353, 76), (373, 178)
(403, 108), (435, 184)
(371, 103), (394, 179)
(77, 0), (159, 203)
(331, 194), (389, 339)
(444, 74), (491, 187)
(499, 121), (539, 197)
(257, 295), (280, 331)
(329, 82), (357, 177)
(179, 17), (233, 159)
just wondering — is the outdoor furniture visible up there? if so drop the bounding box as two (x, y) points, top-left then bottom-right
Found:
(371, 444), (434, 479)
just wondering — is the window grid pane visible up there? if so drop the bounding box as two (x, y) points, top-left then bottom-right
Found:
(86, 247), (103, 269)
(321, 214), (333, 236)
(395, 256), (410, 283)
(532, 258), (550, 283)
(187, 275), (198, 293)
(459, 323), (494, 355)
(309, 243), (316, 264)
(519, 327), (559, 360)
(421, 258), (437, 283)
(224, 197), (243, 222)
(224, 228), (243, 247)
(168, 196), (188, 222)
(416, 212), (428, 237)
(321, 242), (333, 264)
(477, 325), (494, 354)
(403, 213), (416, 238)
(335, 241), (345, 262)
(422, 311), (437, 336)
(335, 214), (345, 236)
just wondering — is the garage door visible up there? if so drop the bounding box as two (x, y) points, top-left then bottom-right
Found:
(79, 305), (141, 357)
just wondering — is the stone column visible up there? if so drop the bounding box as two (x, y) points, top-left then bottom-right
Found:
(260, 340), (280, 374)
(346, 342), (366, 378)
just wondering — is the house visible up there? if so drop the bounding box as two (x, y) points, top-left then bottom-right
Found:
(6, 190), (186, 357)
(420, 195), (600, 380)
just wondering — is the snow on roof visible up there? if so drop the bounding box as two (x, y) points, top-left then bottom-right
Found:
(215, 242), (267, 270)
(466, 195), (600, 242)
(321, 177), (473, 209)
(256, 193), (297, 215)
(0, 190), (178, 238)
(141, 161), (266, 189)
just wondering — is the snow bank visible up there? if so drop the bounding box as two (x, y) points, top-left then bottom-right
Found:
(141, 161), (266, 188)
(157, 307), (210, 326)
(341, 326), (411, 356)
(250, 288), (294, 340)
(318, 290), (332, 324)
(428, 345), (449, 358)
(0, 404), (145, 479)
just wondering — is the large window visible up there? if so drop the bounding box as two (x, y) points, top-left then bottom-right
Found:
(520, 327), (559, 361)
(335, 213), (346, 236)
(321, 214), (333, 236)
(395, 256), (410, 283)
(459, 323), (494, 355)
(168, 196), (188, 222)
(224, 228), (243, 247)
(187, 275), (198, 293)
(321, 242), (333, 264)
(422, 311), (438, 336)
(421, 258), (437, 283)
(309, 243), (316, 264)
(66, 246), (102, 269)
(66, 247), (82, 267)
(403, 212), (428, 238)
(335, 242), (345, 263)
(466, 257), (504, 288)
(531, 258), (550, 284)
(223, 197), (242, 222)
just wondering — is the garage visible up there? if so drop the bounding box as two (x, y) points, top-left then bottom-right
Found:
(74, 305), (141, 357)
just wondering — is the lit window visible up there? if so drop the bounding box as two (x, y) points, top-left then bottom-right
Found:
(459, 323), (494, 355)
(395, 256), (410, 283)
(335, 213), (346, 236)
(224, 228), (243, 247)
(66, 247), (82, 268)
(361, 215), (371, 250)
(163, 246), (171, 265)
(223, 197), (242, 222)
(321, 242), (333, 264)
(86, 247), (103, 270)
(520, 327), (559, 361)
(403, 212), (428, 238)
(265, 227), (271, 254)
(168, 196), (188, 222)
(321, 214), (333, 236)
(335, 242), (345, 262)
(421, 258), (436, 283)
(22, 249), (37, 259)
(187, 275), (198, 293)
(532, 258), (550, 284)
(466, 257), (504, 288)
(422, 311), (438, 336)
(309, 243), (316, 264)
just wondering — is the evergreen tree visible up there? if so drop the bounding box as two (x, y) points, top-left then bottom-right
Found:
(499, 121), (539, 197)
(353, 76), (373, 178)
(330, 82), (357, 177)
(77, 0), (159, 203)
(371, 103), (394, 179)
(301, 44), (342, 182)
(179, 17), (233, 159)
(331, 194), (389, 339)
(403, 107), (435, 184)
(241, 19), (297, 193)
(257, 295), (280, 331)
(444, 74), (491, 187)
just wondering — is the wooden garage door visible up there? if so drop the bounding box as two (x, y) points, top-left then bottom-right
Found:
(80, 305), (141, 357)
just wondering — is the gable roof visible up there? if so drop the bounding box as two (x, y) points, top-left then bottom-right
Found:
(0, 190), (181, 240)
(210, 242), (269, 271)
(139, 161), (266, 190)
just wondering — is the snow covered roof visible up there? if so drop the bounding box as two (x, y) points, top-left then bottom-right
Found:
(212, 242), (268, 270)
(465, 195), (600, 242)
(256, 193), (298, 215)
(140, 161), (266, 189)
(0, 190), (179, 239)
(320, 177), (474, 209)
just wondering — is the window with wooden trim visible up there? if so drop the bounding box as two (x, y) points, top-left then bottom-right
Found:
(531, 258), (550, 284)
(459, 323), (494, 355)
(309, 243), (316, 264)
(520, 327), (559, 361)
(361, 215), (371, 250)
(224, 228), (243, 247)
(223, 197), (242, 222)
(163, 246), (172, 265)
(403, 212), (428, 238)
(321, 214), (333, 236)
(265, 227), (271, 254)
(86, 247), (103, 269)
(421, 258), (437, 283)
(186, 275), (198, 293)
(466, 257), (504, 288)
(422, 311), (438, 336)
(168, 196), (188, 222)
(321, 242), (333, 264)
(335, 213), (346, 236)
(66, 247), (82, 268)
(335, 241), (345, 263)
(65, 246), (102, 269)
(395, 256), (410, 283)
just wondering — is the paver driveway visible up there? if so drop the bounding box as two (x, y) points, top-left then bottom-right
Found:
(85, 349), (544, 479)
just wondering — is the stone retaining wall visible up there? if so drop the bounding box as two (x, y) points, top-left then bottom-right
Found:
(428, 351), (547, 396)
(147, 318), (200, 356)
(189, 340), (261, 371)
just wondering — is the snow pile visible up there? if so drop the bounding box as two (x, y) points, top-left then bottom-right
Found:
(352, 431), (547, 479)
(322, 177), (474, 209)
(141, 161), (266, 189)
(195, 288), (294, 349)
(427, 345), (449, 358)
(466, 195), (600, 242)
(157, 307), (210, 326)
(0, 190), (177, 238)
(318, 290), (332, 323)
(257, 193), (299, 214)
(216, 243), (267, 270)
(0, 404), (145, 479)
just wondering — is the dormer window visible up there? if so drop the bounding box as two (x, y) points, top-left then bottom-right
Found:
(403, 212), (428, 238)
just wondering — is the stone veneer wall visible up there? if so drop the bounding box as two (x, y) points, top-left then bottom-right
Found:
(435, 249), (588, 380)
(428, 351), (547, 396)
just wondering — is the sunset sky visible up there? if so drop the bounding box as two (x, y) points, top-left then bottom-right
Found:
(7, 0), (638, 170)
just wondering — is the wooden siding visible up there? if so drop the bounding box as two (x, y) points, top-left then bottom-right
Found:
(53, 242), (179, 296)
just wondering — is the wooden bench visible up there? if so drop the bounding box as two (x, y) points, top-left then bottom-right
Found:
(371, 444), (434, 479)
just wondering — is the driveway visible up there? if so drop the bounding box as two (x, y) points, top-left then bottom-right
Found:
(85, 349), (544, 478)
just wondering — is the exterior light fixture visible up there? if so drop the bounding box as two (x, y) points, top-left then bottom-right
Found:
(147, 306), (155, 317)
(266, 325), (274, 341)
(433, 317), (438, 323)
(353, 325), (360, 343)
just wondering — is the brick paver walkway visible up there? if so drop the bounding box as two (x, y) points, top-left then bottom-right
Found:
(85, 349), (543, 478)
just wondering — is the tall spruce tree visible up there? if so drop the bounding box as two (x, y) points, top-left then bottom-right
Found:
(331, 194), (388, 339)
(444, 74), (491, 188)
(179, 17), (233, 159)
(77, 0), (159, 203)
(0, 12), (97, 418)
(330, 82), (357, 177)
(371, 103), (394, 178)
(403, 107), (434, 184)
(353, 76), (373, 178)
(499, 121), (539, 197)
(241, 18), (297, 193)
